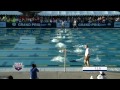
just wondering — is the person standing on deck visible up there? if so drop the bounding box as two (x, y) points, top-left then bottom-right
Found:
(84, 45), (90, 67)
(30, 64), (39, 79)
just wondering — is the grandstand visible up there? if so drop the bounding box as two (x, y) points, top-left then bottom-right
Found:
(0, 11), (120, 23)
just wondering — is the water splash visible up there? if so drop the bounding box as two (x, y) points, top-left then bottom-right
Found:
(76, 57), (84, 62)
(51, 38), (59, 43)
(55, 42), (66, 48)
(55, 35), (62, 39)
(51, 56), (67, 63)
(74, 48), (84, 54)
(56, 29), (64, 33)
(59, 49), (64, 53)
(92, 55), (101, 62)
(62, 36), (66, 39)
(65, 40), (72, 43)
(73, 44), (84, 48)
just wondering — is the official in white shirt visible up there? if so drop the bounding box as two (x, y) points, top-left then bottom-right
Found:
(84, 45), (90, 67)
(62, 21), (64, 28)
(73, 19), (77, 28)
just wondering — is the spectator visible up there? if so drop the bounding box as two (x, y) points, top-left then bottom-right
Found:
(73, 19), (77, 28)
(30, 64), (39, 79)
(8, 75), (13, 79)
(97, 71), (107, 79)
(61, 20), (65, 28)
(0, 15), (119, 24)
(90, 76), (94, 79)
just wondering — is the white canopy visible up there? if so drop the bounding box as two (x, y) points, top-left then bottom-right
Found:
(38, 11), (120, 16)
(0, 11), (23, 15)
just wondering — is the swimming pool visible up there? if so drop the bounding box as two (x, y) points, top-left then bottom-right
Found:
(0, 28), (120, 67)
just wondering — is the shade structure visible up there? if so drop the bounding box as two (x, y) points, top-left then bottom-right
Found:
(0, 11), (23, 15)
(38, 11), (120, 16)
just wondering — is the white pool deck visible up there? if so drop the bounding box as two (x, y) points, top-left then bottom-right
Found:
(0, 67), (120, 79)
(0, 67), (120, 72)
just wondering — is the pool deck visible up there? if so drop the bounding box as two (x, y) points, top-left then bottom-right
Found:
(0, 67), (120, 79)
(0, 71), (120, 79)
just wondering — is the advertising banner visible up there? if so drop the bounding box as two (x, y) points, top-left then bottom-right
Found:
(0, 22), (6, 27)
(114, 22), (120, 27)
(6, 22), (55, 28)
(56, 22), (70, 28)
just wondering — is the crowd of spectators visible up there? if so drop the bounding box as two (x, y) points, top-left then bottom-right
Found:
(0, 15), (120, 23)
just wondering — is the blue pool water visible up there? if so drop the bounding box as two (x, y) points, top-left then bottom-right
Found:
(0, 28), (120, 67)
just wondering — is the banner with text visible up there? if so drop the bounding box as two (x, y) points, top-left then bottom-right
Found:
(6, 22), (56, 28)
(0, 22), (6, 27)
(70, 22), (114, 28)
(0, 22), (116, 28)
(114, 22), (120, 27)
(56, 22), (70, 28)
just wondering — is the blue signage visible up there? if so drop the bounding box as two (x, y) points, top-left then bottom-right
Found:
(0, 22), (6, 27)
